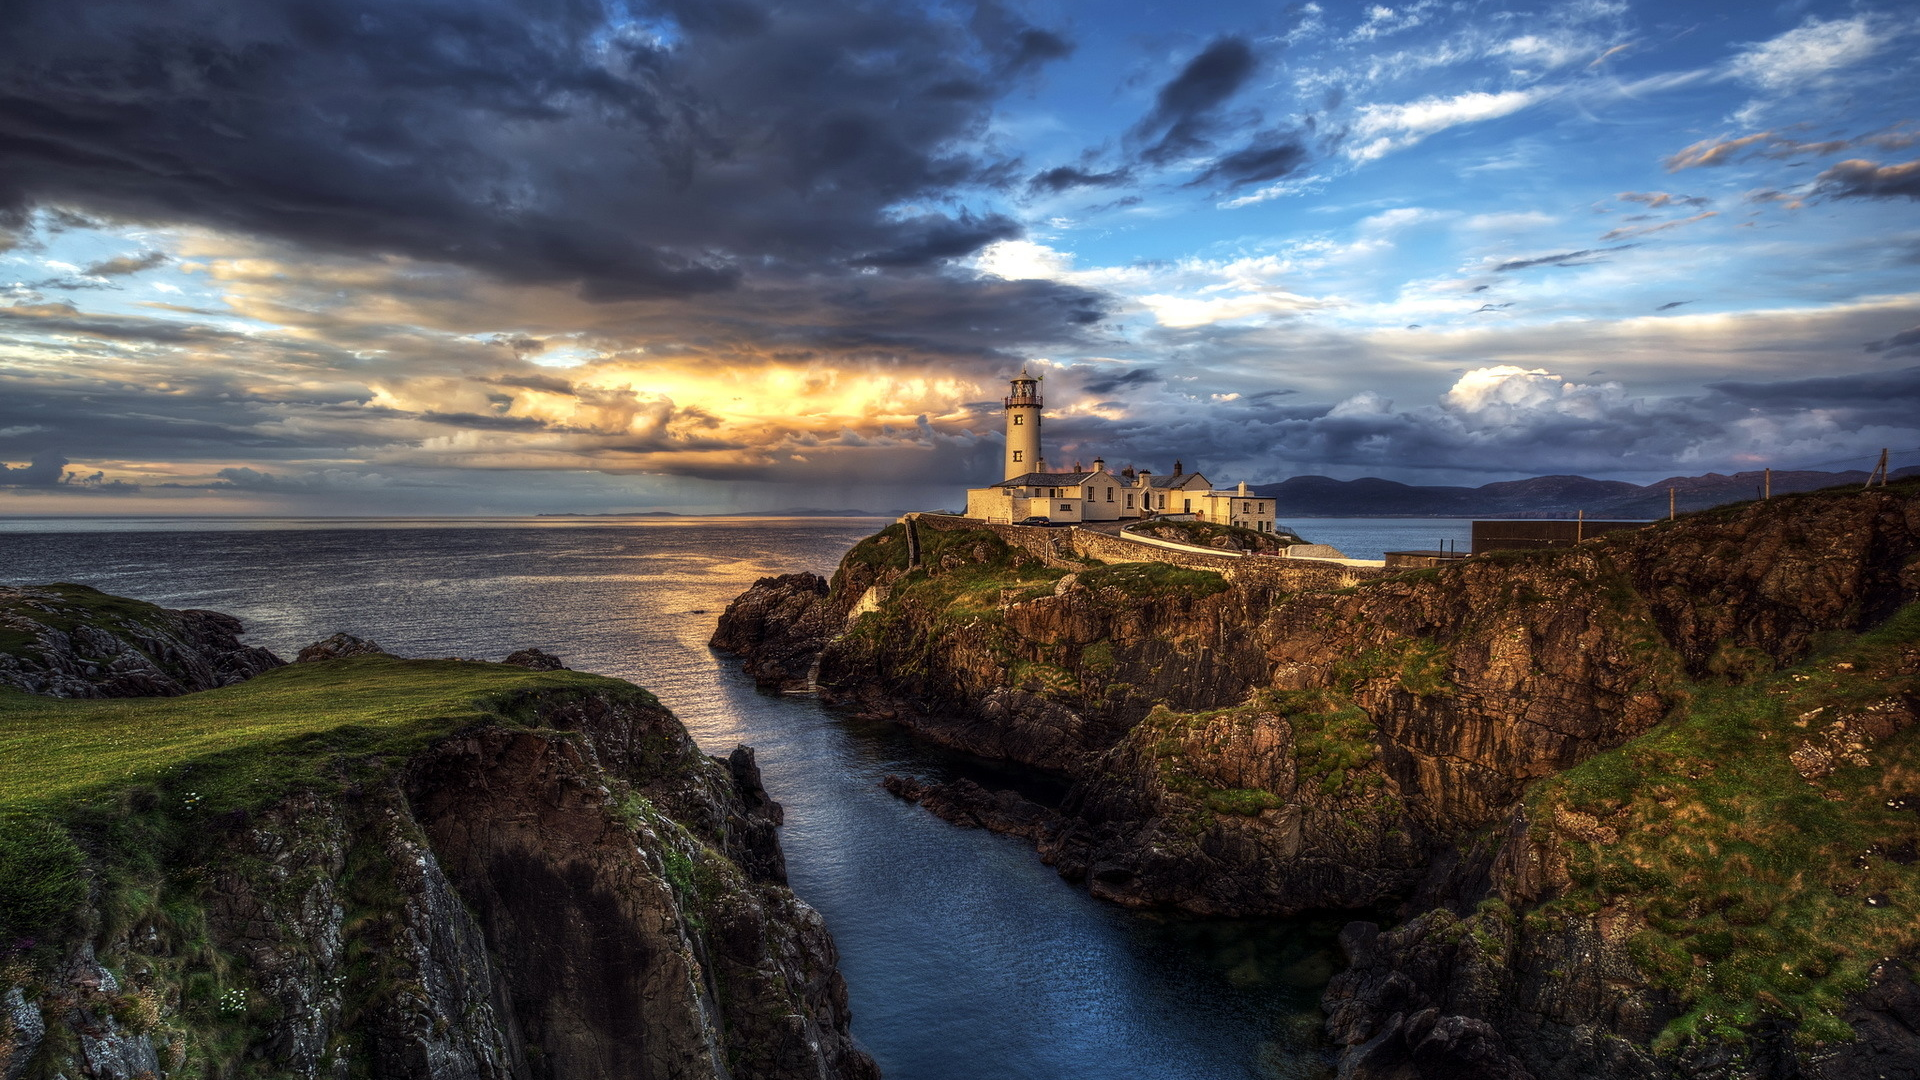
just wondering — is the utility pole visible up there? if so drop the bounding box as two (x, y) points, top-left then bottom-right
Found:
(1764, 468), (1771, 500)
(1576, 508), (1584, 543)
(1867, 448), (1889, 487)
(1668, 487), (1676, 521)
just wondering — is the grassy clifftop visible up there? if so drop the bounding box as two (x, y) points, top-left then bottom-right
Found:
(0, 658), (645, 950)
(1520, 601), (1920, 1047)
(0, 657), (639, 814)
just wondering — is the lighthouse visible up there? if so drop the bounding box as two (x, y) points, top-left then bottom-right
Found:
(1003, 369), (1043, 480)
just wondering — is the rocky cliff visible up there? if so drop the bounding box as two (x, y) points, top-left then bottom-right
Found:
(714, 481), (1920, 1076)
(1, 595), (876, 1080)
(0, 584), (283, 698)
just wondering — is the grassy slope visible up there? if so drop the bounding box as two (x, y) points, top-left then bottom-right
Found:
(0, 657), (642, 815)
(0, 583), (189, 660)
(834, 526), (1234, 706)
(1520, 602), (1920, 1046)
(0, 658), (647, 949)
(1126, 519), (1300, 551)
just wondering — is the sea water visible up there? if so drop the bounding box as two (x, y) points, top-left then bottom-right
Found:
(0, 517), (1434, 1080)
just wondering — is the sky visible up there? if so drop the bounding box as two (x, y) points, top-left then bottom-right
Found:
(1, 0), (1916, 515)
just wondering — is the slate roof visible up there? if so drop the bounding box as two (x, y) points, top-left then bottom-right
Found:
(1139, 472), (1210, 489)
(995, 471), (1101, 487)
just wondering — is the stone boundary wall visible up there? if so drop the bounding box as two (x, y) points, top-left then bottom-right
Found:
(912, 514), (1386, 589)
(911, 513), (1083, 568)
(1070, 528), (1381, 589)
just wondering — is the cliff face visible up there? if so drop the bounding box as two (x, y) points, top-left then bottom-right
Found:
(714, 482), (1920, 1074)
(0, 584), (284, 698)
(2, 623), (875, 1080)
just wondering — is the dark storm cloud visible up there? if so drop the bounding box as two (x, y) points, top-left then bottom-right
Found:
(1812, 159), (1920, 201)
(1131, 37), (1258, 165)
(1083, 367), (1160, 393)
(1864, 326), (1920, 358)
(0, 451), (69, 486)
(853, 211), (1023, 268)
(0, 375), (358, 461)
(0, 0), (1074, 298)
(1028, 165), (1134, 194)
(488, 373), (578, 395)
(0, 301), (248, 344)
(1190, 133), (1310, 188)
(82, 251), (168, 277)
(1707, 367), (1920, 426)
(969, 0), (1072, 77)
(0, 451), (141, 492)
(1493, 245), (1637, 271)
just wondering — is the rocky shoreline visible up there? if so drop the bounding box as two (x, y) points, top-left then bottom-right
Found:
(714, 482), (1920, 1078)
(1, 593), (878, 1080)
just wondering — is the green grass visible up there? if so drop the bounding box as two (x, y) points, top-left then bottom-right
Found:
(0, 583), (182, 659)
(1331, 638), (1456, 698)
(1523, 602), (1920, 1048)
(0, 654), (673, 1079)
(1075, 561), (1229, 601)
(1127, 519), (1299, 552)
(1135, 689), (1384, 823)
(0, 657), (641, 816)
(1280, 690), (1383, 796)
(0, 657), (646, 954)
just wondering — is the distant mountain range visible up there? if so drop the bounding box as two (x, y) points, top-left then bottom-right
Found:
(536, 508), (882, 518)
(1251, 466), (1920, 519)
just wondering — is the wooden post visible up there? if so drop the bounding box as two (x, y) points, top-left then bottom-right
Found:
(1669, 487), (1676, 520)
(1867, 448), (1889, 488)
(1764, 467), (1771, 500)
(1576, 509), (1584, 543)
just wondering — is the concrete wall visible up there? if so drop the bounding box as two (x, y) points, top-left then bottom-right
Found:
(913, 514), (1386, 588)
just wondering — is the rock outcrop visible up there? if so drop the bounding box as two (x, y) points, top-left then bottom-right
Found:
(0, 583), (283, 697)
(293, 631), (391, 662)
(2, 594), (877, 1080)
(718, 482), (1920, 1075)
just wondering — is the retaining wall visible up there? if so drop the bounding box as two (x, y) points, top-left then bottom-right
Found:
(912, 514), (1386, 589)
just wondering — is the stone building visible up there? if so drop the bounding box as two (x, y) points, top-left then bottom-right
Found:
(963, 371), (1277, 530)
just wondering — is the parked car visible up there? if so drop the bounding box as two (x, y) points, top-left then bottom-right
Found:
(1014, 516), (1052, 526)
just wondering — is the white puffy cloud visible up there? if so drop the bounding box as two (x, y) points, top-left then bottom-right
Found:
(1440, 365), (1628, 424)
(1728, 15), (1891, 90)
(1137, 290), (1328, 328)
(1347, 90), (1546, 162)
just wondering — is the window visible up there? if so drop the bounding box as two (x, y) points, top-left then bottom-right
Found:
(1158, 494), (1166, 509)
(1013, 414), (1023, 425)
(1105, 487), (1113, 502)
(1059, 502), (1071, 513)
(1183, 498), (1191, 513)
(1125, 493), (1134, 508)
(1012, 450), (1023, 462)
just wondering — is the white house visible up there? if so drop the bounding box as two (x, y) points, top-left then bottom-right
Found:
(962, 372), (1278, 531)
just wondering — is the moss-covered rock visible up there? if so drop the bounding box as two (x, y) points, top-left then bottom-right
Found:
(1, 606), (876, 1080)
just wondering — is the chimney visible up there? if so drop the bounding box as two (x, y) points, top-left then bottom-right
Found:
(1093, 457), (1105, 472)
(1237, 481), (1247, 496)
(1120, 465), (1135, 479)
(1173, 460), (1183, 476)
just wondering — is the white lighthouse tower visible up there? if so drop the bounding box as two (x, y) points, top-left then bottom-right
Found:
(1003, 369), (1043, 479)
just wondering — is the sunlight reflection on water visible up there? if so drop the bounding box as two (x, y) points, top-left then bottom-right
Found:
(2, 519), (1359, 1080)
